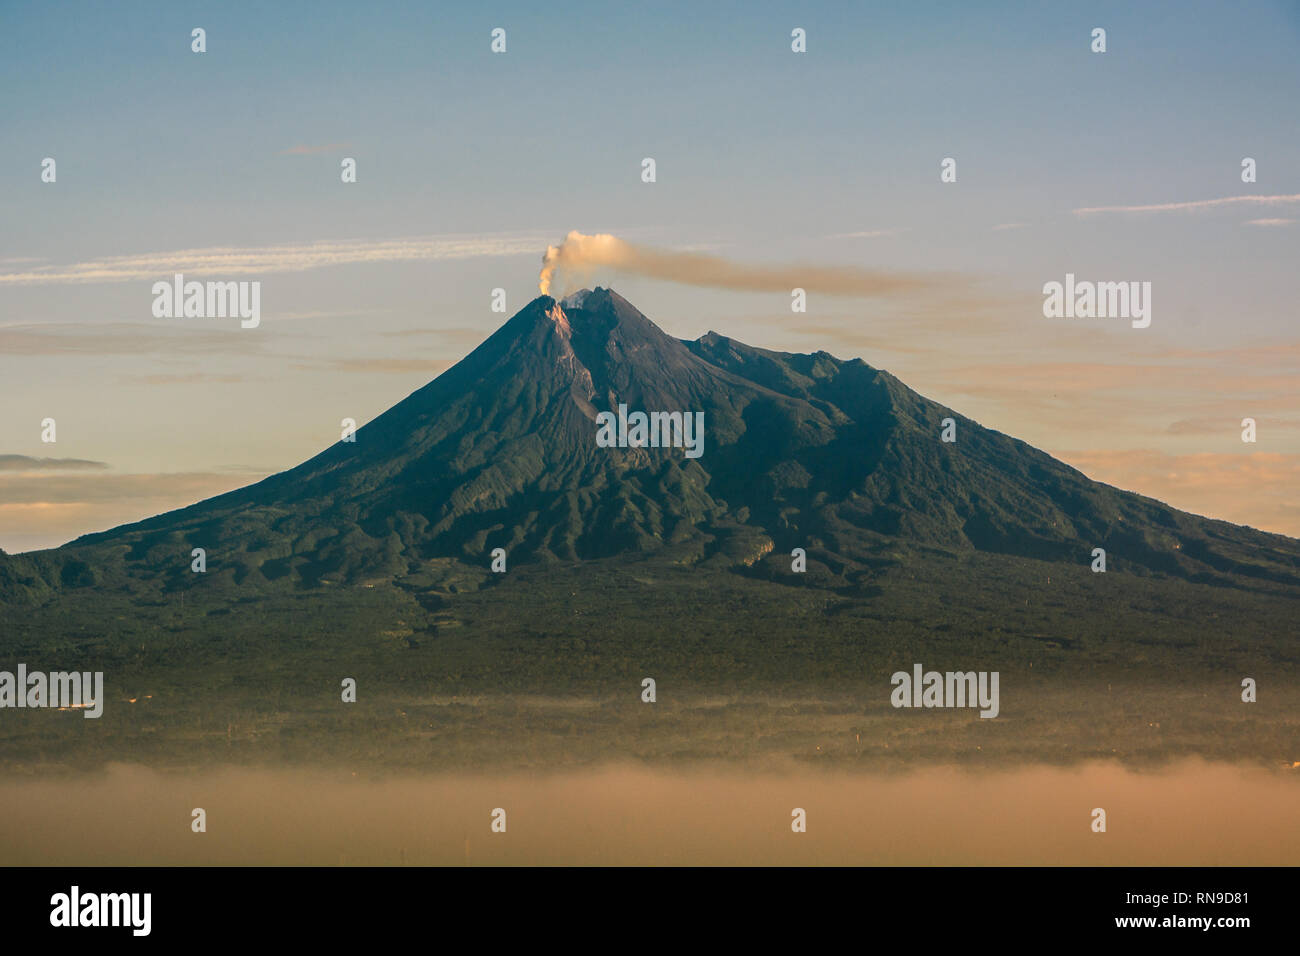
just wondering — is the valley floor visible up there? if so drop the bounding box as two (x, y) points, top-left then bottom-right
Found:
(3, 553), (1297, 865)
(1, 552), (1296, 773)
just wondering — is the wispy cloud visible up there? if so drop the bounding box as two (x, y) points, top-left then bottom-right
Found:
(278, 143), (353, 155)
(0, 470), (268, 551)
(380, 326), (491, 345)
(0, 322), (270, 356)
(1073, 194), (1300, 216)
(1154, 341), (1300, 363)
(942, 360), (1297, 401)
(1167, 417), (1300, 436)
(0, 455), (109, 472)
(118, 372), (252, 385)
(294, 357), (456, 375)
(0, 233), (548, 286)
(0, 470), (264, 505)
(823, 229), (899, 240)
(262, 309), (392, 323)
(1245, 217), (1295, 227)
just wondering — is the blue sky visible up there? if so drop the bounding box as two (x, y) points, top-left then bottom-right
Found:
(1, 0), (1298, 550)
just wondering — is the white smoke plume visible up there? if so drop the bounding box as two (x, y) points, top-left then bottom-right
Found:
(538, 231), (957, 299)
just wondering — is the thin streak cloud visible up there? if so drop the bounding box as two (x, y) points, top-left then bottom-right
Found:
(0, 455), (109, 472)
(823, 230), (899, 240)
(0, 234), (549, 286)
(1073, 194), (1300, 215)
(278, 143), (353, 155)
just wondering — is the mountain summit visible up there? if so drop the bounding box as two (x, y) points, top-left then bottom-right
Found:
(7, 288), (1299, 598)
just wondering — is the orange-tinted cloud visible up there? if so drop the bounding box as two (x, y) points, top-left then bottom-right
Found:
(0, 471), (268, 553)
(1052, 449), (1300, 537)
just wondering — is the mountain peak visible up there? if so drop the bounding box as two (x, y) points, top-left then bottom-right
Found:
(40, 287), (1298, 597)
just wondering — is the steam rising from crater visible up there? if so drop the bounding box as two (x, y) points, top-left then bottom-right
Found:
(539, 230), (955, 299)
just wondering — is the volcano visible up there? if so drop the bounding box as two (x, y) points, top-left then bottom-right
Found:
(5, 287), (1299, 599)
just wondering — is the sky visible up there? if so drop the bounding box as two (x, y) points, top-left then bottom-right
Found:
(1, 0), (1297, 552)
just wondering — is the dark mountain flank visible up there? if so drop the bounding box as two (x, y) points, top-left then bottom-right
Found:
(4, 288), (1299, 601)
